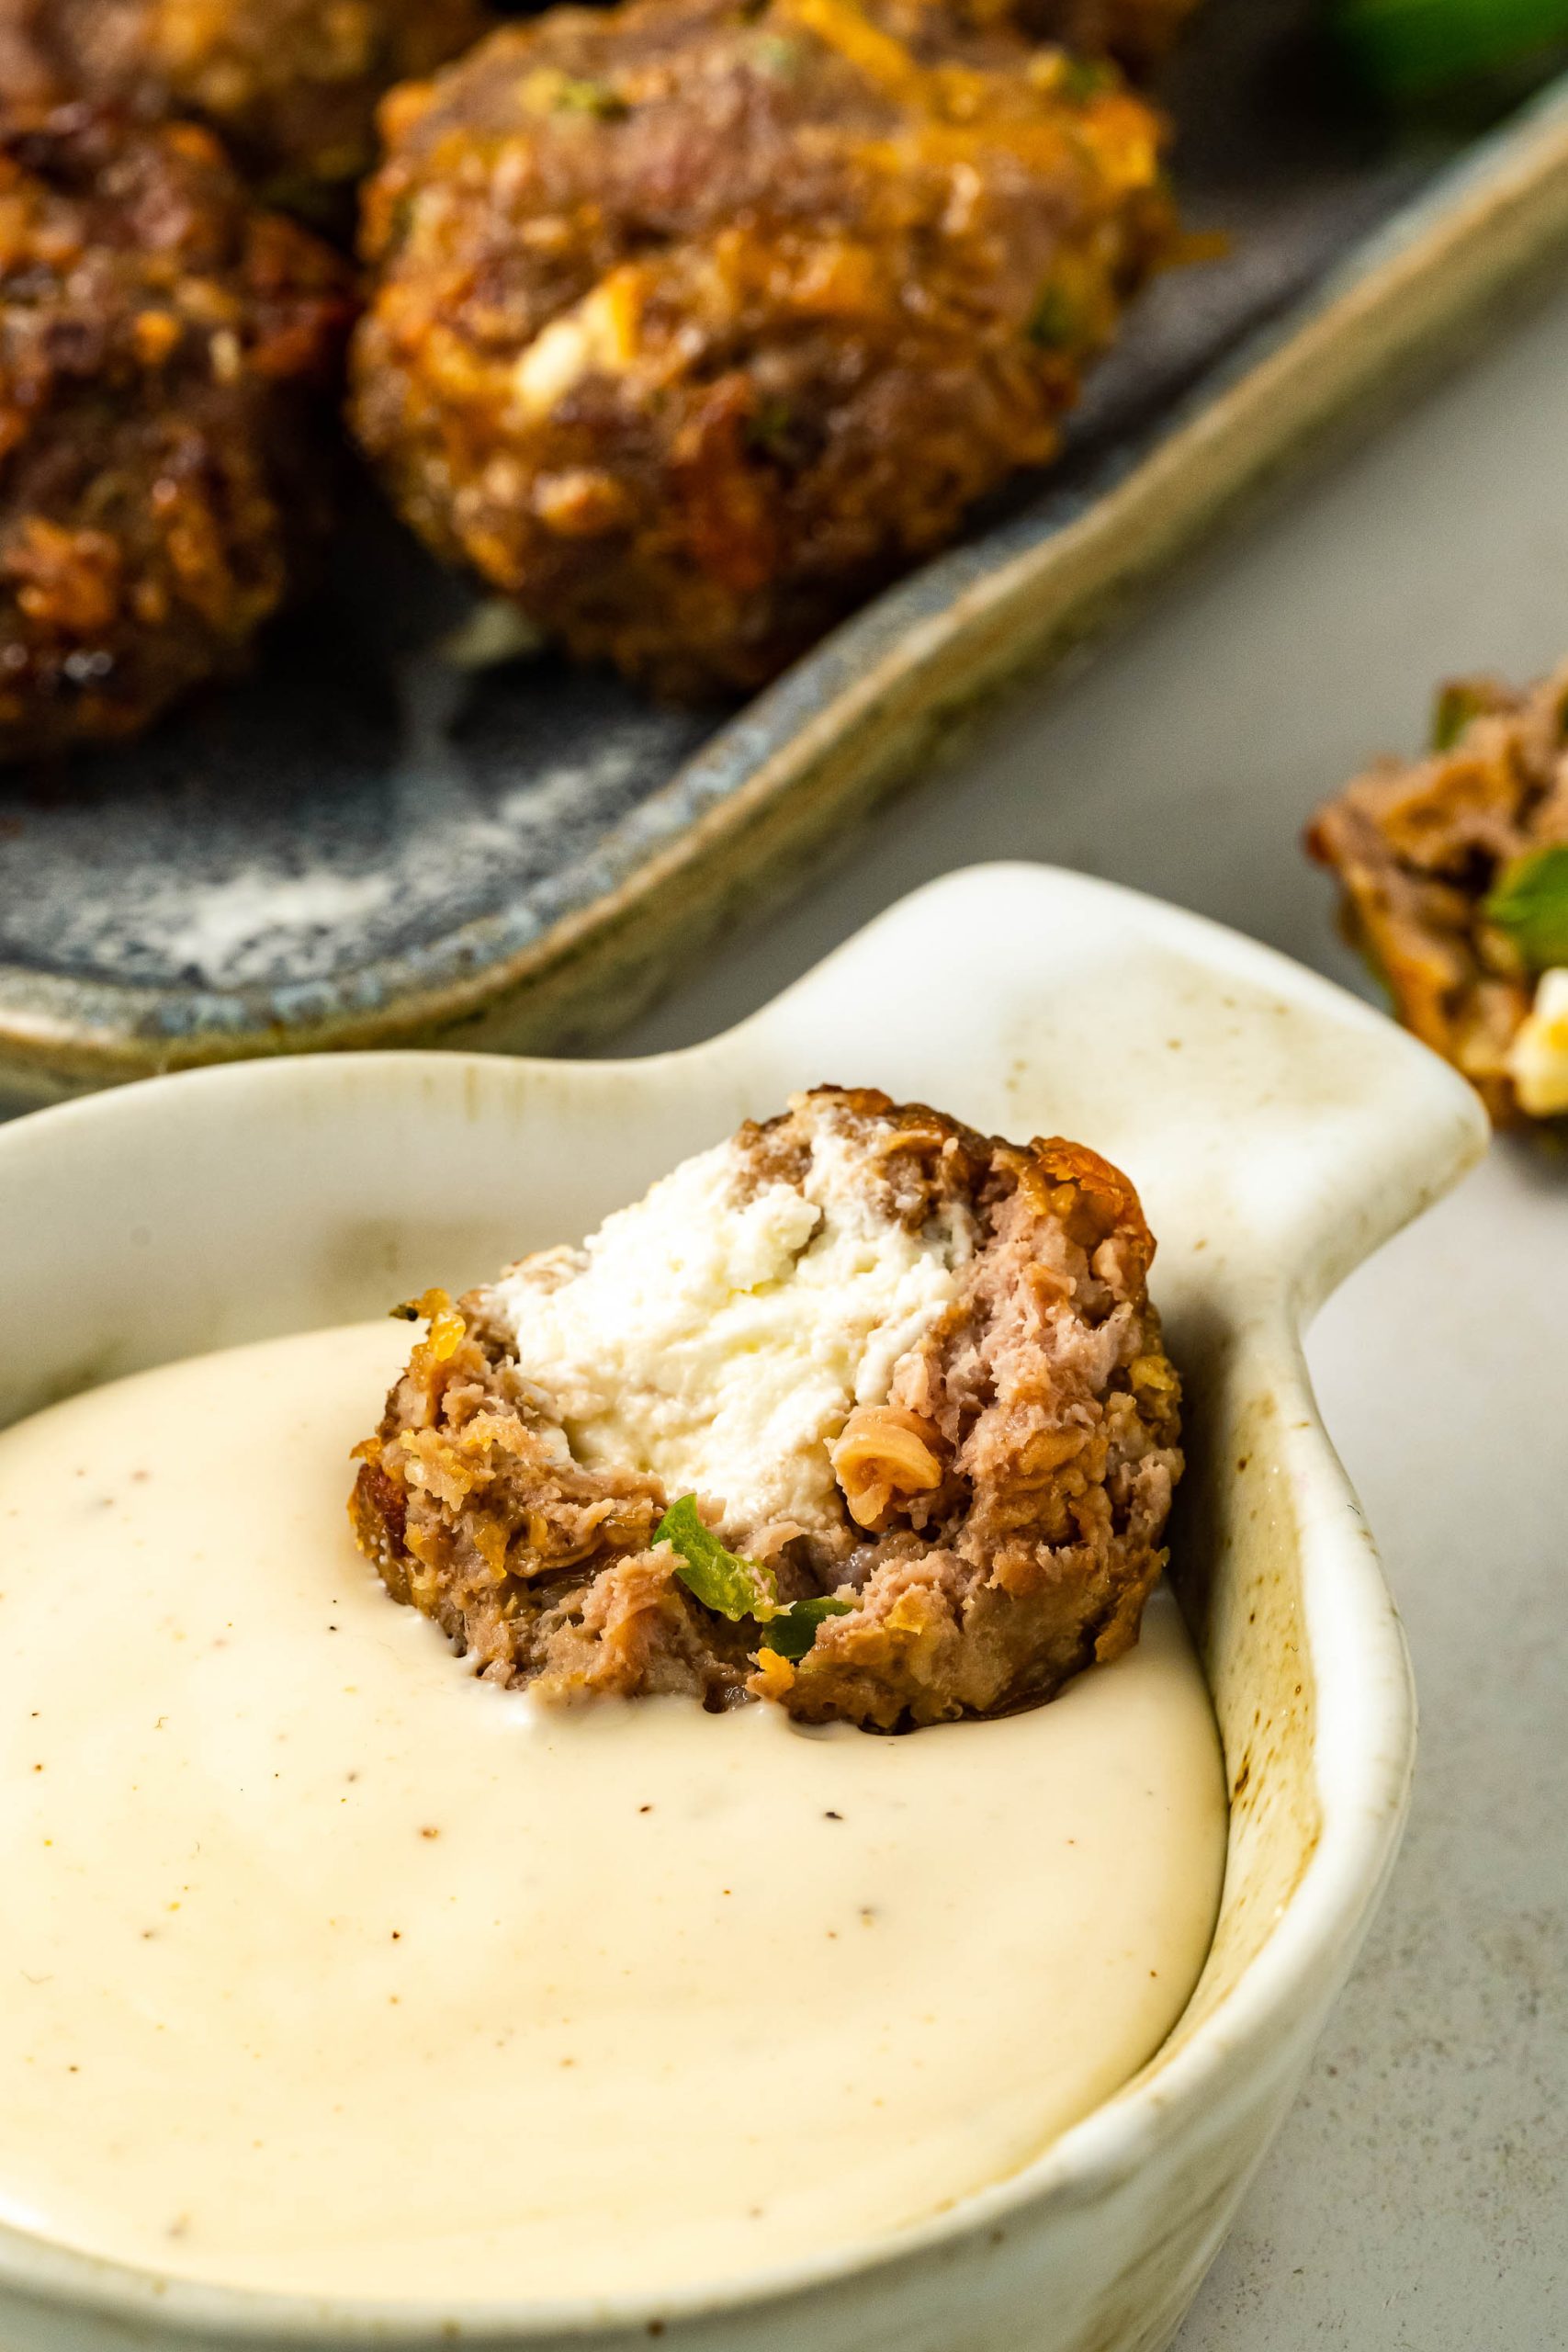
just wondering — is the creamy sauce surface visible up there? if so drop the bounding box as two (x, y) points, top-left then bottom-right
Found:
(0, 1322), (1226, 2304)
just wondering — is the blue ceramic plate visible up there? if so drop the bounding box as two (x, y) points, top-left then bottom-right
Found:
(4, 0), (1568, 1101)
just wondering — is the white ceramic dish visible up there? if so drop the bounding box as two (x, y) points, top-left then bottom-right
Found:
(0, 863), (1485, 2352)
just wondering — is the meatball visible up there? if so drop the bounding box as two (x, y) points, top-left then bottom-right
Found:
(0, 103), (354, 762)
(0, 0), (492, 203)
(351, 0), (1173, 699)
(351, 1087), (1183, 1731)
(1307, 663), (1568, 1127)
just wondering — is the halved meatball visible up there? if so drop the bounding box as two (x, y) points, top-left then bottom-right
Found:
(351, 0), (1174, 699)
(351, 1086), (1183, 1731)
(0, 0), (492, 204)
(0, 104), (354, 762)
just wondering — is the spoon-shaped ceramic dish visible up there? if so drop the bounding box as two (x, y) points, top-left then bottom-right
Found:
(0, 864), (1486, 2352)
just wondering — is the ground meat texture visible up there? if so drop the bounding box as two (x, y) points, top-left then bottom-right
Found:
(0, 0), (492, 205)
(0, 104), (354, 762)
(351, 1088), (1183, 1731)
(1306, 664), (1568, 1126)
(350, 0), (1173, 701)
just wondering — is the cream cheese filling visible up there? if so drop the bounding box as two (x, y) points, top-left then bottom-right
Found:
(491, 1130), (976, 1534)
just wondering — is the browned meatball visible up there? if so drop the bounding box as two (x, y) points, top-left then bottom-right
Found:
(351, 0), (1173, 700)
(351, 1088), (1183, 1731)
(0, 0), (492, 202)
(0, 104), (354, 762)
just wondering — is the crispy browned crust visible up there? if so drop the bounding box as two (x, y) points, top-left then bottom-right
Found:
(0, 103), (355, 762)
(0, 0), (492, 200)
(350, 0), (1173, 700)
(350, 1087), (1183, 1731)
(1305, 663), (1568, 1127)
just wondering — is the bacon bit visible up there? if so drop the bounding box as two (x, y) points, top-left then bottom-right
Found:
(1017, 1425), (1089, 1479)
(750, 1647), (796, 1704)
(832, 1405), (943, 1530)
(473, 1515), (511, 1577)
(399, 1287), (465, 1363)
(886, 1588), (935, 1637)
(428, 1308), (467, 1361)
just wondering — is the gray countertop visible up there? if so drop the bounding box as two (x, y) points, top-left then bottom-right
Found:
(612, 281), (1568, 2349)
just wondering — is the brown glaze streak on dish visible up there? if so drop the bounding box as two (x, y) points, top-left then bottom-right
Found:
(350, 1086), (1182, 1731)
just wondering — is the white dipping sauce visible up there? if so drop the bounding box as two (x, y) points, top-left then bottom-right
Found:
(0, 1321), (1226, 2304)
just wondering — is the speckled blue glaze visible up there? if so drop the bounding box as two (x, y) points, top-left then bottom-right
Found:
(1, 0), (1559, 1085)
